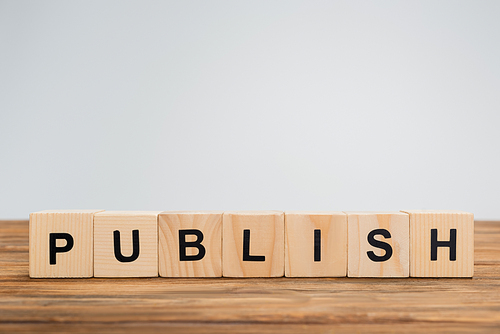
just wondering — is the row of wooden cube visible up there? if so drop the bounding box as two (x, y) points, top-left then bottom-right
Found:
(29, 210), (474, 278)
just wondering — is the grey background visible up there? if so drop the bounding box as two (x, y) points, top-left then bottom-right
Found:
(1, 1), (499, 219)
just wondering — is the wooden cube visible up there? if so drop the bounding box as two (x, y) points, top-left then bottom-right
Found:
(223, 211), (284, 277)
(347, 212), (409, 277)
(402, 210), (474, 277)
(158, 211), (222, 277)
(94, 211), (160, 278)
(29, 210), (103, 278)
(285, 211), (347, 277)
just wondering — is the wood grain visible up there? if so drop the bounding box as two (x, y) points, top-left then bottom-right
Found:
(29, 210), (103, 278)
(94, 211), (160, 278)
(285, 211), (347, 277)
(402, 210), (474, 277)
(3, 220), (500, 333)
(159, 211), (222, 277)
(347, 212), (409, 277)
(223, 211), (284, 277)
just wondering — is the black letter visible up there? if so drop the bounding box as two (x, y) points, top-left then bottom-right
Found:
(367, 229), (393, 262)
(49, 233), (74, 265)
(114, 230), (140, 263)
(243, 229), (265, 261)
(314, 229), (321, 262)
(179, 229), (206, 261)
(431, 229), (457, 261)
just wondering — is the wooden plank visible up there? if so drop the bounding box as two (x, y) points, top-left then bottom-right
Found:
(2, 220), (499, 333)
(94, 211), (160, 278)
(402, 210), (474, 277)
(347, 212), (409, 277)
(222, 211), (284, 277)
(29, 210), (103, 278)
(158, 211), (223, 277)
(285, 211), (347, 277)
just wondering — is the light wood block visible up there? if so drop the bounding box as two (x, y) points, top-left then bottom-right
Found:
(223, 211), (284, 277)
(285, 211), (347, 277)
(347, 212), (409, 277)
(402, 210), (474, 277)
(158, 211), (222, 277)
(94, 211), (160, 278)
(29, 210), (103, 278)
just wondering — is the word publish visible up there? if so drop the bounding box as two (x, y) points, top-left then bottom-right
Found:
(29, 210), (474, 278)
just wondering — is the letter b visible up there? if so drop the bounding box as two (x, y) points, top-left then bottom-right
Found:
(179, 229), (206, 261)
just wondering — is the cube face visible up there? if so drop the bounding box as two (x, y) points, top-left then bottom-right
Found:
(29, 210), (103, 278)
(347, 212), (409, 277)
(285, 212), (347, 277)
(223, 211), (284, 277)
(402, 210), (474, 277)
(158, 211), (222, 277)
(94, 211), (159, 278)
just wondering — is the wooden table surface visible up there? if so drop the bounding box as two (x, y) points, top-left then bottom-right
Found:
(1, 220), (499, 333)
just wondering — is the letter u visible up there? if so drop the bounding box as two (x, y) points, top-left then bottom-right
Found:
(113, 230), (140, 263)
